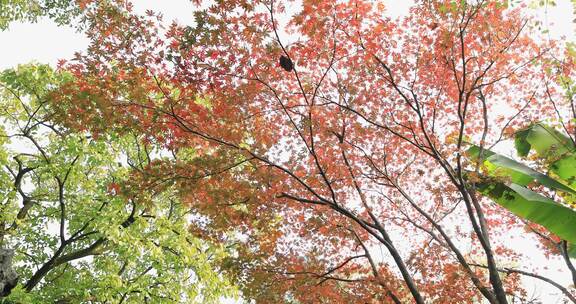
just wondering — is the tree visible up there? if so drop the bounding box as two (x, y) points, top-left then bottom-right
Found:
(47, 0), (576, 303)
(0, 0), (81, 30)
(0, 64), (237, 303)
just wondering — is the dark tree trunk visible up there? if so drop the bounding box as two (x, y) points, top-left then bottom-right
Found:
(0, 248), (18, 297)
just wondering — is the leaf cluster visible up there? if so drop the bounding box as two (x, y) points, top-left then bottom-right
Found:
(0, 64), (237, 303)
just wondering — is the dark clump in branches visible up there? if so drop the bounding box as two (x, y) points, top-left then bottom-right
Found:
(279, 55), (293, 72)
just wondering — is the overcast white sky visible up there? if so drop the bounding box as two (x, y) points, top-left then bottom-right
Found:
(1, 0), (576, 302)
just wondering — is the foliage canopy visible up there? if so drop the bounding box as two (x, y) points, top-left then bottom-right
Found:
(4, 0), (576, 303)
(0, 64), (236, 303)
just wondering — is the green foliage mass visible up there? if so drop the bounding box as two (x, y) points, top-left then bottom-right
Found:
(0, 64), (237, 303)
(467, 123), (576, 256)
(0, 0), (81, 30)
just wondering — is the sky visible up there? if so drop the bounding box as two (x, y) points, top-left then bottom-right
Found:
(1, 0), (576, 302)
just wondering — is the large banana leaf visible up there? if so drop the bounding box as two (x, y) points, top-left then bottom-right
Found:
(477, 182), (576, 244)
(551, 155), (576, 189)
(514, 123), (576, 201)
(467, 123), (576, 256)
(468, 145), (576, 195)
(515, 123), (575, 159)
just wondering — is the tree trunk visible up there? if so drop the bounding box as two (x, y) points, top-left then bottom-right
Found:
(0, 248), (18, 297)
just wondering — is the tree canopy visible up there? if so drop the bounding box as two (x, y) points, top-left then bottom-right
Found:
(0, 64), (237, 303)
(3, 0), (576, 303)
(0, 0), (81, 30)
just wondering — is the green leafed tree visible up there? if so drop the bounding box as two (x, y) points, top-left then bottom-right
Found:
(0, 0), (82, 30)
(0, 64), (237, 303)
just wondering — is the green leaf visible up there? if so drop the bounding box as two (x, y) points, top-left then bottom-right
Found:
(478, 182), (576, 244)
(568, 243), (576, 258)
(550, 154), (576, 189)
(514, 128), (531, 157)
(468, 145), (576, 195)
(524, 123), (575, 160)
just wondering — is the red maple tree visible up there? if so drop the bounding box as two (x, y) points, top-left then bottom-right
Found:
(52, 0), (576, 302)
